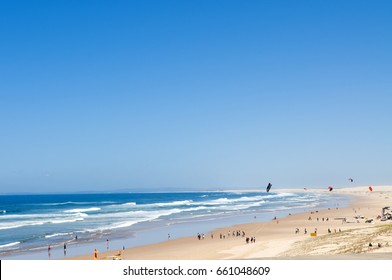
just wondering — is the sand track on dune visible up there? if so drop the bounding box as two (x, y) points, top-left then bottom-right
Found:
(280, 225), (392, 257)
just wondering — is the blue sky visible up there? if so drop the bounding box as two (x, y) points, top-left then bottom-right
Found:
(0, 0), (391, 193)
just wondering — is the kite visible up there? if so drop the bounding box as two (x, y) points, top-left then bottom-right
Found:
(266, 183), (272, 192)
(369, 186), (373, 192)
(328, 186), (333, 191)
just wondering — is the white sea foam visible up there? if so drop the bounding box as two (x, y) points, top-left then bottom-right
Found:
(0, 212), (84, 220)
(45, 232), (73, 239)
(0, 242), (20, 248)
(123, 202), (137, 206)
(0, 220), (45, 230)
(109, 220), (140, 229)
(81, 208), (187, 232)
(39, 201), (90, 206)
(150, 200), (193, 207)
(50, 217), (84, 224)
(0, 212), (87, 230)
(269, 192), (296, 198)
(194, 196), (265, 206)
(64, 207), (101, 213)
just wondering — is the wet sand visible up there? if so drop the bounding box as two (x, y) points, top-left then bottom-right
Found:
(67, 186), (392, 260)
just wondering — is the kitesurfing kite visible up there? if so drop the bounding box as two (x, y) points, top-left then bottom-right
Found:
(266, 183), (272, 192)
(328, 186), (333, 191)
(369, 186), (373, 192)
(348, 178), (354, 183)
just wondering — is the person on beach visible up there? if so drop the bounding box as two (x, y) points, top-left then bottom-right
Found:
(63, 242), (67, 256)
(94, 248), (99, 260)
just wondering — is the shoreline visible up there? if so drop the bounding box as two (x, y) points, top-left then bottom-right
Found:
(66, 186), (392, 260)
(2, 188), (350, 260)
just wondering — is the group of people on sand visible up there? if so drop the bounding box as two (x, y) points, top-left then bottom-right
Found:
(308, 216), (329, 222)
(369, 242), (384, 248)
(197, 229), (247, 241)
(245, 237), (256, 243)
(295, 227), (342, 235)
(327, 228), (342, 233)
(197, 233), (205, 240)
(217, 230), (246, 239)
(295, 228), (310, 234)
(228, 230), (246, 237)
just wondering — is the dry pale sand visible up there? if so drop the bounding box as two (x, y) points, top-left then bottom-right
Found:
(68, 186), (392, 260)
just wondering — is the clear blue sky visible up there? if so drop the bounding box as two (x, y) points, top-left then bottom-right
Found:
(0, 0), (391, 193)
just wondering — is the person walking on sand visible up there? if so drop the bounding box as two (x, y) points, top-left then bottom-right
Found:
(94, 248), (99, 260)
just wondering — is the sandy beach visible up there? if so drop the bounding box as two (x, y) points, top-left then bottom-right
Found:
(67, 186), (392, 260)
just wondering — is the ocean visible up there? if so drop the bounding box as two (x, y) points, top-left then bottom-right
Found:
(0, 190), (350, 259)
